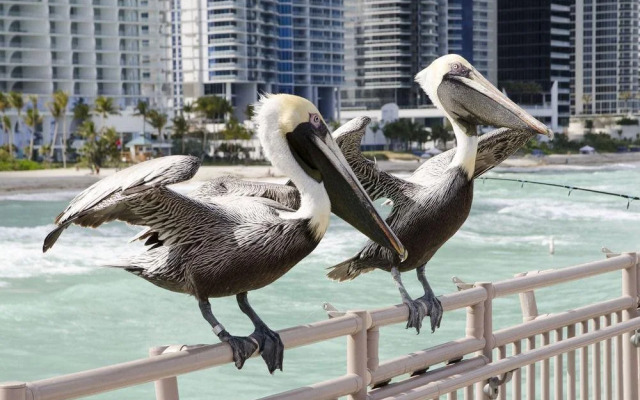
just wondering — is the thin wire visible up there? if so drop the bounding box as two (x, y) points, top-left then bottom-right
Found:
(480, 177), (639, 209)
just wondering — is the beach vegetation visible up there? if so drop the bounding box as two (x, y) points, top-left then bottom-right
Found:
(77, 121), (119, 174)
(383, 119), (430, 151)
(615, 117), (638, 126)
(23, 96), (42, 161)
(195, 96), (233, 152)
(0, 147), (42, 170)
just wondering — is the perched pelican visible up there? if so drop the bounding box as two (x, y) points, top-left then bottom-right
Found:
(43, 94), (405, 373)
(326, 55), (553, 333)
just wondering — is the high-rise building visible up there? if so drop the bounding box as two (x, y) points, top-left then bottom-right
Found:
(0, 0), (168, 109)
(447, 0), (497, 83)
(572, 0), (639, 115)
(341, 0), (497, 111)
(342, 0), (442, 110)
(175, 0), (344, 120)
(498, 0), (571, 127)
(0, 0), (169, 154)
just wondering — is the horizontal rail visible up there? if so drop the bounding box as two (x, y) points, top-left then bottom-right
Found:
(22, 314), (361, 400)
(1, 252), (637, 400)
(369, 286), (487, 328)
(369, 356), (489, 400)
(258, 374), (362, 400)
(493, 253), (636, 297)
(390, 318), (640, 399)
(493, 296), (634, 347)
(370, 338), (485, 386)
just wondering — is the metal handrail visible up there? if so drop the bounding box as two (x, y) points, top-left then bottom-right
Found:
(1, 252), (638, 400)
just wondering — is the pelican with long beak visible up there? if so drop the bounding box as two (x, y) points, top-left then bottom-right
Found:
(43, 94), (405, 373)
(327, 54), (553, 333)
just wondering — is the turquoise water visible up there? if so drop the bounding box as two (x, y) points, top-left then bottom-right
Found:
(1, 164), (639, 399)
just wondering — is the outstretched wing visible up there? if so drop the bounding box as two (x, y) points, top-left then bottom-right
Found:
(43, 156), (201, 252)
(334, 117), (416, 203)
(189, 176), (300, 209)
(409, 128), (535, 184)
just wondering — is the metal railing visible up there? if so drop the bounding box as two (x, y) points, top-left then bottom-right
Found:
(1, 252), (639, 400)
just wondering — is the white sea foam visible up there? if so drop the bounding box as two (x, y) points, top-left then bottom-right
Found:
(0, 190), (79, 202)
(0, 223), (141, 279)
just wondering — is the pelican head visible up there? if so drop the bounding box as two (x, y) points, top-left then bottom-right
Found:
(415, 54), (553, 137)
(254, 94), (406, 260)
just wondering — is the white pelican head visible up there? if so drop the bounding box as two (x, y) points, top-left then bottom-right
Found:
(415, 55), (553, 137)
(253, 94), (406, 260)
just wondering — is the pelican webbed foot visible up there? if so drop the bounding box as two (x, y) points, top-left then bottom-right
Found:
(250, 324), (284, 374)
(416, 292), (443, 333)
(237, 292), (284, 374)
(391, 266), (424, 334)
(404, 297), (427, 334)
(416, 265), (443, 333)
(198, 299), (259, 370)
(219, 331), (259, 370)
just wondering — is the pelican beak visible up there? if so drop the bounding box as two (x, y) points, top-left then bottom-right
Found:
(287, 122), (407, 260)
(441, 70), (553, 137)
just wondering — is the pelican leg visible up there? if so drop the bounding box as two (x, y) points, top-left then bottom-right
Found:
(391, 266), (426, 334)
(416, 265), (443, 333)
(198, 299), (258, 370)
(237, 292), (284, 374)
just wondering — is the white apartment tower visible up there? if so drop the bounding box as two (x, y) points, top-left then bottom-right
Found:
(0, 0), (170, 154)
(0, 0), (168, 108)
(174, 0), (344, 120)
(572, 0), (640, 115)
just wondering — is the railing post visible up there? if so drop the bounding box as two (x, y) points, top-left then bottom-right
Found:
(622, 252), (639, 400)
(347, 310), (370, 400)
(515, 272), (539, 322)
(149, 346), (180, 400)
(367, 326), (380, 372)
(473, 282), (494, 400)
(0, 382), (26, 400)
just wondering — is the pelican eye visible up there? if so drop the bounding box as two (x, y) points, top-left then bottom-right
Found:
(309, 113), (322, 128)
(448, 62), (471, 78)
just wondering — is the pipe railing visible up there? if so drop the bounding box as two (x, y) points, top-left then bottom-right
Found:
(1, 252), (638, 400)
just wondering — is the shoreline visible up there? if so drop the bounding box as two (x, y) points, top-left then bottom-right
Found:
(1, 152), (639, 195)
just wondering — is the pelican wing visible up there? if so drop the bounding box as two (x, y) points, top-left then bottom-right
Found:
(43, 156), (201, 252)
(334, 117), (415, 202)
(189, 176), (300, 209)
(409, 128), (535, 183)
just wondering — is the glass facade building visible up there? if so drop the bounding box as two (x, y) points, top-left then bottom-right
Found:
(175, 0), (344, 120)
(498, 0), (571, 126)
(342, 0), (497, 110)
(572, 0), (639, 115)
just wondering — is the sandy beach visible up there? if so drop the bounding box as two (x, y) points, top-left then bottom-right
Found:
(1, 152), (640, 195)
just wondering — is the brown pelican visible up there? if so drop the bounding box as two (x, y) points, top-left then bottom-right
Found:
(43, 94), (405, 373)
(326, 55), (553, 333)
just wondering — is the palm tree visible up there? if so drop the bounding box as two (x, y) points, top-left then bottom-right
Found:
(72, 99), (91, 125)
(171, 113), (189, 154)
(146, 109), (168, 142)
(0, 93), (11, 158)
(619, 91), (633, 114)
(2, 115), (11, 157)
(8, 92), (23, 157)
(23, 97), (43, 161)
(47, 98), (64, 161)
(133, 100), (149, 136)
(582, 94), (592, 115)
(52, 91), (69, 167)
(92, 96), (119, 132)
(195, 96), (232, 152)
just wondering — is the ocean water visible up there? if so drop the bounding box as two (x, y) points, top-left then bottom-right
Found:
(1, 163), (639, 399)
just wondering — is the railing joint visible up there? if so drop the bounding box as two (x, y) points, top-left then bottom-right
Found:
(631, 330), (640, 348)
(323, 302), (346, 319)
(483, 369), (515, 400)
